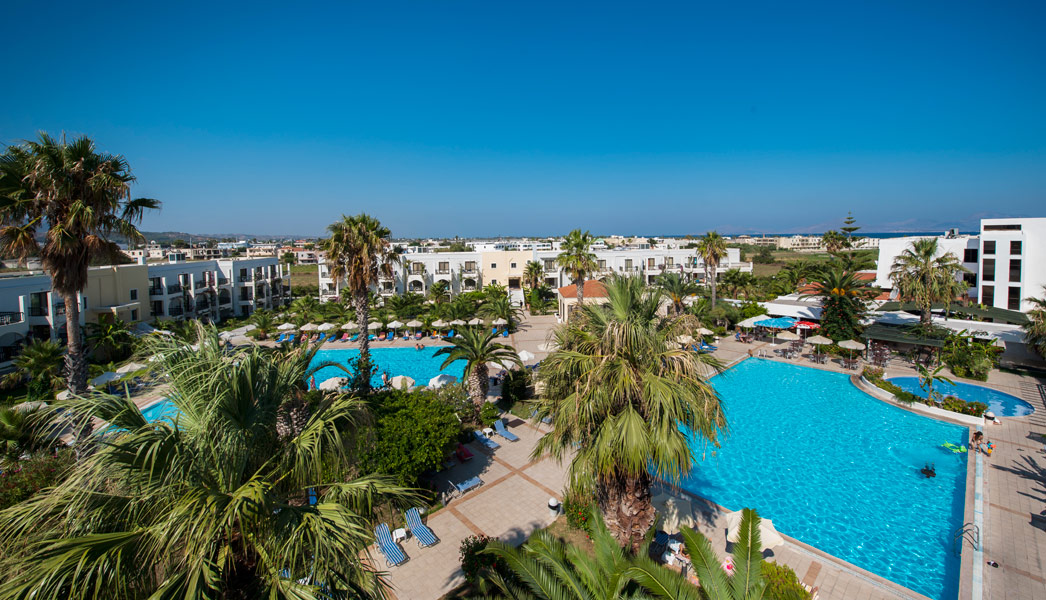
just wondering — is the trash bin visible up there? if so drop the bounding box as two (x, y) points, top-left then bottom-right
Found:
(548, 497), (561, 518)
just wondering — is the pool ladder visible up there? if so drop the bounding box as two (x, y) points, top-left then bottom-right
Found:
(952, 522), (980, 557)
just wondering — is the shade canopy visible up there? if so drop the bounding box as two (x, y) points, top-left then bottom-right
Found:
(776, 331), (801, 341)
(367, 321), (382, 330)
(277, 323), (297, 330)
(116, 362), (147, 374)
(387, 320), (404, 329)
(492, 318), (508, 325)
(56, 390), (73, 401)
(467, 318), (482, 325)
(317, 323), (336, 331)
(754, 317), (797, 329)
(518, 350), (535, 363)
(795, 321), (820, 330)
(695, 327), (714, 336)
(675, 334), (694, 345)
(431, 319), (447, 327)
(652, 492), (695, 533)
(429, 374), (457, 388)
(838, 339), (866, 351)
(736, 316), (764, 329)
(449, 319), (466, 326)
(390, 375), (415, 390)
(300, 323), (319, 331)
(725, 510), (784, 550)
(90, 372), (120, 386)
(405, 320), (422, 327)
(318, 377), (348, 391)
(806, 335), (833, 346)
(341, 322), (357, 330)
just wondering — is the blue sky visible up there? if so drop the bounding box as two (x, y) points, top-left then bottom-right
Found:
(2, 1), (1044, 237)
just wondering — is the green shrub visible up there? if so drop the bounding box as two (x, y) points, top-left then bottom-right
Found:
(861, 367), (985, 416)
(500, 369), (531, 410)
(563, 491), (595, 533)
(761, 560), (812, 600)
(0, 450), (75, 510)
(479, 402), (501, 426)
(459, 535), (497, 584)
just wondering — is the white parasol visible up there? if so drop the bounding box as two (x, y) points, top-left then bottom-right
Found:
(725, 510), (785, 550)
(116, 362), (147, 374)
(300, 323), (319, 331)
(467, 318), (482, 326)
(390, 375), (415, 390)
(652, 492), (696, 533)
(428, 374), (457, 388)
(387, 320), (404, 329)
(318, 377), (348, 391)
(492, 318), (508, 326)
(277, 323), (297, 331)
(518, 350), (535, 363)
(341, 322), (357, 330)
(317, 323), (336, 331)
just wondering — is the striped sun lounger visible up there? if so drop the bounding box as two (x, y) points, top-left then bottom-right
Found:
(374, 523), (408, 567)
(405, 507), (439, 548)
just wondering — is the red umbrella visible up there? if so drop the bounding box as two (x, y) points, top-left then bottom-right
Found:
(795, 321), (820, 330)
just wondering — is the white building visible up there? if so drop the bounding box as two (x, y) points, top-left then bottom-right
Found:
(875, 217), (1046, 313)
(146, 257), (289, 322)
(0, 273), (86, 366)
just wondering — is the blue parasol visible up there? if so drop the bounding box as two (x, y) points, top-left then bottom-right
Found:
(753, 317), (797, 329)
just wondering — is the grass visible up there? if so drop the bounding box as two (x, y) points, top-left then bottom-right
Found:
(289, 264), (318, 290)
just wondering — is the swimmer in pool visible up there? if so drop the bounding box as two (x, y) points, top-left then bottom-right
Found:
(921, 463), (936, 478)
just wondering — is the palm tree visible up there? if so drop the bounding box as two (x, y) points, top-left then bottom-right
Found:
(917, 363), (954, 405)
(1023, 288), (1046, 359)
(0, 405), (54, 462)
(427, 279), (450, 304)
(249, 311), (275, 340)
(697, 231), (727, 308)
(890, 239), (969, 328)
(803, 266), (875, 341)
(781, 259), (818, 291)
(0, 134), (160, 394)
(84, 318), (135, 363)
(557, 229), (597, 305)
(821, 229), (847, 253)
(434, 328), (521, 411)
(2, 339), (65, 393)
(655, 272), (697, 315)
(481, 508), (768, 599)
(523, 260), (544, 290)
(480, 295), (523, 331)
(322, 214), (401, 393)
(290, 296), (321, 320)
(533, 275), (726, 550)
(386, 292), (426, 319)
(0, 325), (412, 599)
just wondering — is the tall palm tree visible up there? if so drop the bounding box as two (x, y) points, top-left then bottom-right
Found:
(557, 229), (597, 305)
(249, 311), (275, 340)
(523, 260), (544, 291)
(1023, 288), (1046, 359)
(322, 214), (401, 393)
(655, 272), (697, 315)
(821, 229), (847, 253)
(533, 275), (726, 550)
(480, 295), (523, 331)
(0, 134), (160, 394)
(803, 266), (876, 341)
(890, 239), (968, 328)
(434, 328), (521, 411)
(84, 318), (135, 363)
(481, 508), (768, 599)
(697, 231), (727, 308)
(2, 338), (65, 392)
(781, 259), (818, 291)
(427, 279), (450, 304)
(0, 325), (412, 599)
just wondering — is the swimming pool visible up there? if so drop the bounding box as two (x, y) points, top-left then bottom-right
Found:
(140, 398), (178, 422)
(887, 377), (1034, 418)
(310, 347), (466, 389)
(678, 359), (967, 600)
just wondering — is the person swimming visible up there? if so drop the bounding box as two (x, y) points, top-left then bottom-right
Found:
(921, 463), (936, 478)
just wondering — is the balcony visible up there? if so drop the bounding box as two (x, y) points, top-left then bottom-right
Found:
(218, 277), (229, 286)
(435, 268), (451, 275)
(167, 284), (182, 294)
(149, 286), (164, 296)
(460, 267), (478, 275)
(194, 280), (206, 288)
(28, 306), (48, 317)
(54, 304), (67, 317)
(168, 307), (184, 317)
(0, 311), (24, 326)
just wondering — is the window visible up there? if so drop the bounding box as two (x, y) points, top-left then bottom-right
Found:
(131, 309), (138, 321)
(963, 272), (977, 287)
(666, 257), (674, 267)
(1010, 240), (1022, 255)
(982, 258), (995, 281)
(82, 296), (88, 310)
(490, 263), (497, 269)
(981, 285), (994, 306)
(984, 224), (1021, 231)
(130, 289), (138, 301)
(510, 262), (517, 269)
(625, 259), (633, 270)
(598, 259), (607, 269)
(1008, 287), (1021, 310)
(544, 259), (555, 270)
(1009, 259), (1021, 282)
(438, 261), (449, 272)
(983, 241), (996, 255)
(647, 258), (655, 268)
(464, 261), (476, 272)
(963, 248), (978, 263)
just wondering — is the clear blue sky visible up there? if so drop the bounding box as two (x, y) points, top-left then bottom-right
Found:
(2, 0), (1044, 237)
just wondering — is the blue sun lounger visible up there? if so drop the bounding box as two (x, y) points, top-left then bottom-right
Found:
(472, 429), (500, 451)
(453, 476), (483, 495)
(374, 523), (408, 567)
(286, 333), (296, 344)
(503, 329), (509, 337)
(275, 333), (287, 343)
(444, 329), (455, 340)
(493, 419), (519, 442)
(405, 507), (439, 548)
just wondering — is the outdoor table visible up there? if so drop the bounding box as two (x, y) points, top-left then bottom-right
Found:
(483, 427), (494, 437)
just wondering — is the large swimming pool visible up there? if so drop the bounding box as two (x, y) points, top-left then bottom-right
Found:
(678, 359), (967, 600)
(887, 376), (1034, 417)
(309, 346), (465, 389)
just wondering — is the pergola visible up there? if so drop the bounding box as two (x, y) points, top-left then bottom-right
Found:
(876, 301), (1029, 325)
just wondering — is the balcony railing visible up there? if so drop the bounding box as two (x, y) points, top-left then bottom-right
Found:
(29, 306), (47, 317)
(168, 307), (184, 317)
(167, 284), (182, 294)
(218, 277), (229, 285)
(0, 311), (24, 326)
(54, 304), (67, 316)
(149, 287), (164, 296)
(461, 267), (478, 274)
(194, 280), (206, 288)
(435, 269), (451, 274)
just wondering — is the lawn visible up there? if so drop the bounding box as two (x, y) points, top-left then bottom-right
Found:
(290, 264), (318, 290)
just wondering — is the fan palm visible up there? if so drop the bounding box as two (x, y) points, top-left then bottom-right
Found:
(249, 311), (275, 340)
(2, 338), (65, 391)
(557, 229), (598, 305)
(803, 267), (875, 341)
(84, 318), (135, 363)
(532, 275), (726, 550)
(434, 328), (521, 410)
(889, 239), (969, 327)
(697, 231), (727, 308)
(1023, 288), (1046, 359)
(0, 324), (413, 599)
(480, 295), (523, 331)
(656, 272), (697, 315)
(523, 260), (544, 290)
(322, 214), (401, 394)
(917, 364), (954, 404)
(0, 133), (160, 394)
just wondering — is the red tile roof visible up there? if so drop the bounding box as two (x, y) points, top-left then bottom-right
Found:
(557, 280), (608, 299)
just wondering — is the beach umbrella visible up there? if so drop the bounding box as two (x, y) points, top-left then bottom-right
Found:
(652, 492), (695, 533)
(736, 316), (764, 329)
(300, 323), (319, 331)
(317, 322), (336, 331)
(277, 322), (297, 331)
(838, 339), (866, 360)
(116, 362), (147, 374)
(725, 510), (784, 550)
(675, 335), (694, 345)
(341, 322), (357, 330)
(518, 350), (535, 363)
(429, 374), (457, 389)
(754, 317), (797, 330)
(431, 319), (447, 328)
(90, 372), (120, 387)
(387, 320), (404, 330)
(696, 327), (714, 336)
(318, 377), (348, 391)
(367, 321), (382, 330)
(492, 318), (508, 326)
(777, 331), (801, 341)
(806, 335), (832, 355)
(390, 375), (415, 390)
(795, 321), (820, 330)
(450, 319), (466, 326)
(56, 390), (73, 401)
(405, 319), (422, 328)
(467, 318), (482, 326)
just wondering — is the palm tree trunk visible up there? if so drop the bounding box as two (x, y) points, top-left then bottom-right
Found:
(576, 277), (585, 306)
(353, 290), (371, 394)
(709, 263), (718, 308)
(468, 363), (489, 406)
(600, 471), (655, 553)
(61, 291), (87, 393)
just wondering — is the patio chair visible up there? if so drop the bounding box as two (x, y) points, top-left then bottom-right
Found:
(367, 334), (376, 341)
(502, 329), (509, 337)
(316, 333), (329, 344)
(455, 443), (474, 462)
(404, 507), (440, 548)
(374, 523), (408, 567)
(472, 429), (501, 451)
(444, 329), (455, 340)
(494, 419), (519, 442)
(350, 333), (358, 342)
(415, 331), (423, 340)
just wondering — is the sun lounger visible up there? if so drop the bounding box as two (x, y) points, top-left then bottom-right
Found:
(386, 332), (394, 341)
(374, 523), (408, 567)
(402, 333), (411, 341)
(350, 334), (359, 342)
(405, 507), (440, 548)
(472, 429), (500, 451)
(317, 333), (330, 343)
(455, 443), (474, 462)
(503, 329), (509, 337)
(453, 475), (483, 495)
(415, 332), (423, 340)
(367, 334), (376, 341)
(444, 329), (455, 340)
(285, 334), (295, 344)
(493, 419), (519, 442)
(275, 333), (287, 343)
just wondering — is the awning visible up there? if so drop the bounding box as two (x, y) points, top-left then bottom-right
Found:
(876, 302), (1029, 325)
(861, 323), (945, 348)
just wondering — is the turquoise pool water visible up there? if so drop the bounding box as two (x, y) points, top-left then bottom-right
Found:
(887, 376), (1034, 417)
(678, 359), (967, 600)
(141, 399), (178, 422)
(310, 347), (466, 388)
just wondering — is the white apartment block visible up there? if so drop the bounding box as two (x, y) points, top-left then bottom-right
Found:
(874, 217), (1046, 313)
(318, 247), (749, 302)
(0, 273), (87, 365)
(146, 257), (290, 322)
